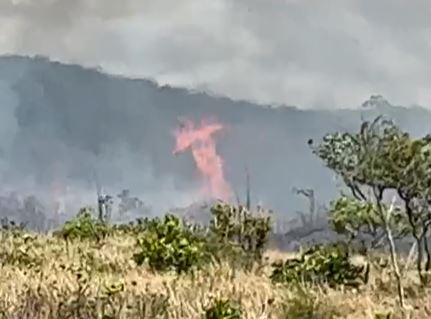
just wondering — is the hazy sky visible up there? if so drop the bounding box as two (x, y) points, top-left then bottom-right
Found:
(1, 0), (430, 109)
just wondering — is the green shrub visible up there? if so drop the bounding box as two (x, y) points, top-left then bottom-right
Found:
(270, 243), (368, 288)
(133, 214), (208, 274)
(209, 203), (271, 263)
(54, 207), (110, 241)
(204, 299), (242, 319)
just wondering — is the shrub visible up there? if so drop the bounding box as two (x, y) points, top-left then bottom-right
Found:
(204, 299), (242, 319)
(209, 202), (271, 263)
(133, 214), (208, 274)
(54, 207), (110, 241)
(270, 243), (368, 288)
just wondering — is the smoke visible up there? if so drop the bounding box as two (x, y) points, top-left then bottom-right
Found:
(0, 80), (18, 177)
(1, 0), (431, 108)
(0, 56), (206, 225)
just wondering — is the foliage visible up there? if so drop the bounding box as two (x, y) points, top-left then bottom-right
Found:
(133, 214), (208, 274)
(54, 207), (111, 241)
(209, 202), (272, 263)
(270, 243), (368, 288)
(130, 202), (273, 273)
(310, 115), (431, 288)
(329, 196), (410, 247)
(204, 299), (242, 319)
(0, 217), (429, 316)
(311, 116), (410, 191)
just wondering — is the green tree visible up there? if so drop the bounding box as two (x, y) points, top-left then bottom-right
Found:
(386, 133), (431, 283)
(328, 196), (409, 249)
(309, 116), (419, 306)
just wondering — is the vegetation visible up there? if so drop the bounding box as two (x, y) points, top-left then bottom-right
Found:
(132, 214), (208, 274)
(309, 115), (431, 307)
(204, 299), (242, 319)
(2, 115), (431, 317)
(54, 207), (110, 242)
(270, 242), (369, 288)
(328, 196), (410, 249)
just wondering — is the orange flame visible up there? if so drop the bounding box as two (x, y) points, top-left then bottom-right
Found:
(173, 118), (232, 201)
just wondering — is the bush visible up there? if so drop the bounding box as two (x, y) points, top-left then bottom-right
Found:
(204, 299), (242, 319)
(133, 214), (208, 274)
(209, 203), (271, 264)
(329, 196), (409, 248)
(54, 207), (110, 241)
(270, 243), (368, 288)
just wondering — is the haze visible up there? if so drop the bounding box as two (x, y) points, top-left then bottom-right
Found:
(1, 0), (431, 109)
(0, 1), (430, 228)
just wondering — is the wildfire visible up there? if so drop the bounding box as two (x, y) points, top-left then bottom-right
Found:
(173, 118), (232, 201)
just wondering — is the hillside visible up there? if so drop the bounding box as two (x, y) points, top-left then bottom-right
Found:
(0, 54), (430, 218)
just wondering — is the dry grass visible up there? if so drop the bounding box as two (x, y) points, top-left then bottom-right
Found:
(0, 232), (430, 318)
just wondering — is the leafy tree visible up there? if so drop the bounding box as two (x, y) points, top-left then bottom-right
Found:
(309, 116), (413, 305)
(329, 196), (410, 249)
(385, 133), (431, 283)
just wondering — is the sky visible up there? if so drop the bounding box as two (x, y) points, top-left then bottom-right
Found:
(0, 0), (431, 109)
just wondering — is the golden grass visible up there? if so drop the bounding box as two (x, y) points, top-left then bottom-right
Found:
(0, 232), (430, 318)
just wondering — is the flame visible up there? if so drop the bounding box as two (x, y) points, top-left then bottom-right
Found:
(173, 118), (232, 201)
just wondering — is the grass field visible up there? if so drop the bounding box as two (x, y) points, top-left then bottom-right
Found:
(0, 231), (429, 319)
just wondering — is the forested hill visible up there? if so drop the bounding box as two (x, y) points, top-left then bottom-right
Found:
(0, 54), (430, 215)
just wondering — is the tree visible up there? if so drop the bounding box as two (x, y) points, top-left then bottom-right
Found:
(309, 116), (421, 306)
(328, 195), (409, 250)
(386, 133), (431, 283)
(312, 117), (431, 264)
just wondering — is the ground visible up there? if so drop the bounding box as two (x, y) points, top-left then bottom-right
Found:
(0, 232), (430, 318)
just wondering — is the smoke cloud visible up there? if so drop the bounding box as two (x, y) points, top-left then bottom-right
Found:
(0, 1), (430, 230)
(0, 0), (430, 109)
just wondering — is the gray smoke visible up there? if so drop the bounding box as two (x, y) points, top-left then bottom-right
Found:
(0, 1), (431, 230)
(0, 0), (431, 108)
